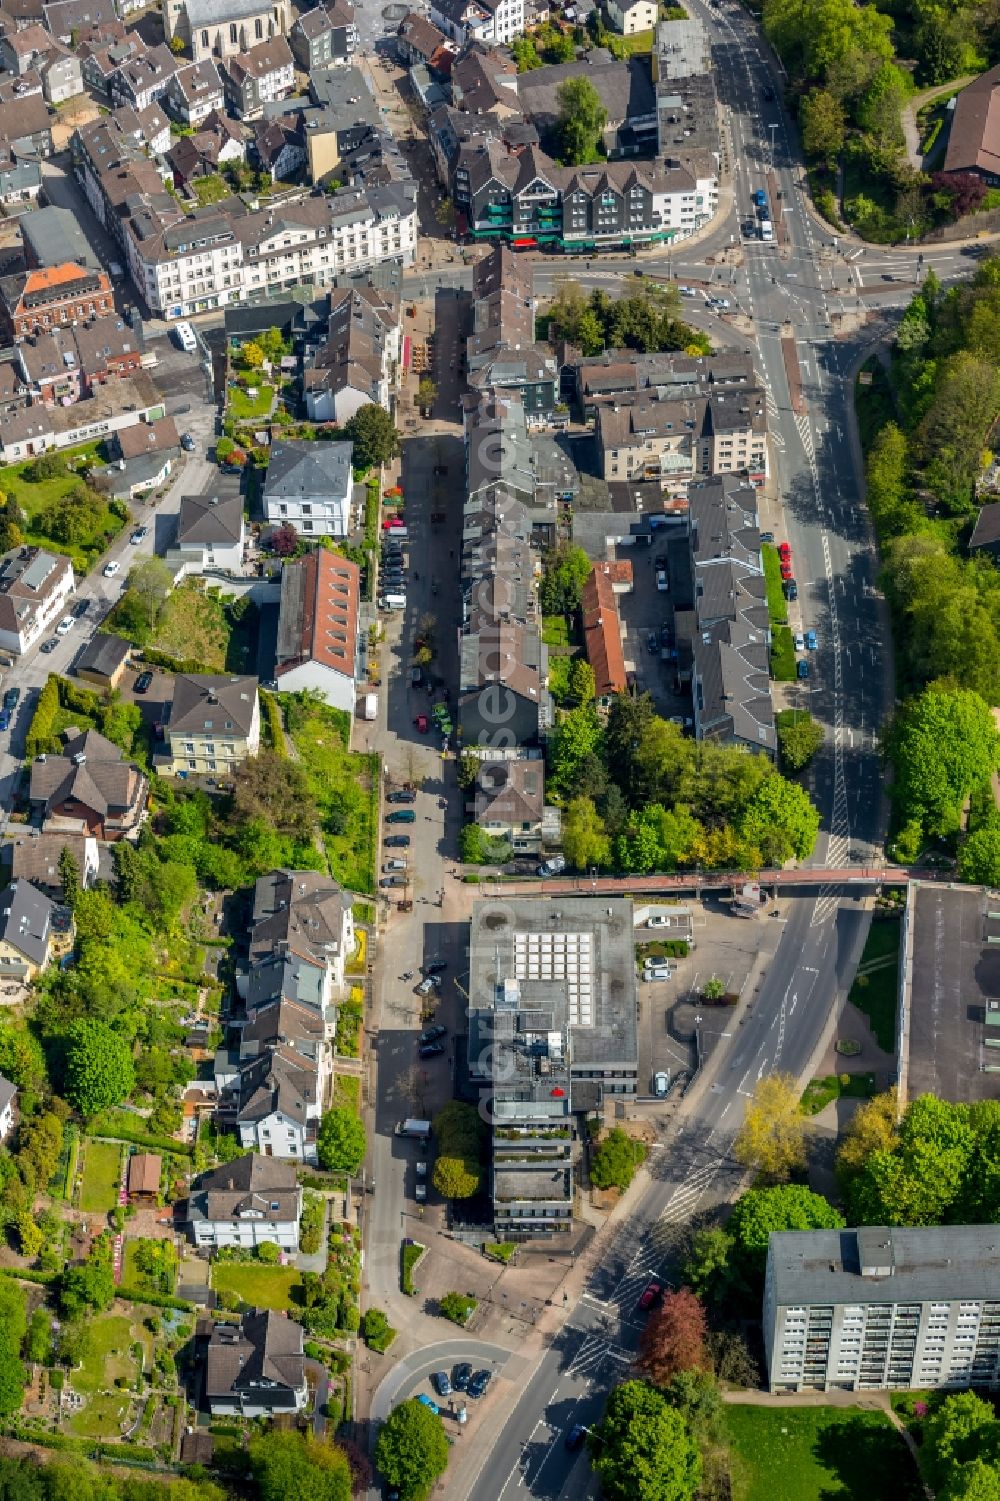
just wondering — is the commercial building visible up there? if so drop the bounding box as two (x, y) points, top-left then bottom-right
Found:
(159, 675), (260, 776)
(274, 547), (361, 714)
(468, 895), (638, 1237)
(765, 1225), (1000, 1392)
(430, 0), (526, 48)
(0, 262), (114, 340)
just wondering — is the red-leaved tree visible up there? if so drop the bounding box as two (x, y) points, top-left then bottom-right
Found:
(931, 171), (987, 220)
(270, 522), (299, 557)
(636, 1286), (710, 1387)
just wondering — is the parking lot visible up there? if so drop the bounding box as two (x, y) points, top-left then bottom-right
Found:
(617, 538), (695, 723)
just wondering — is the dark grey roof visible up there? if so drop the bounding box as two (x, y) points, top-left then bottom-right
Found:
(244, 950), (325, 1012)
(0, 879), (53, 965)
(205, 1310), (304, 1404)
(249, 868), (348, 966)
(189, 1152), (298, 1223)
(263, 438), (353, 505)
(176, 493), (244, 547)
(75, 631), (131, 677)
(308, 64), (379, 131)
(168, 674), (258, 738)
(970, 503), (1000, 548)
(769, 1225), (1000, 1307)
(517, 56), (654, 129)
(0, 1073), (16, 1116)
(236, 1045), (317, 1125)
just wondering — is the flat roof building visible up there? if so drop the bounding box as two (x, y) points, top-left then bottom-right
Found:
(765, 1224), (1000, 1392)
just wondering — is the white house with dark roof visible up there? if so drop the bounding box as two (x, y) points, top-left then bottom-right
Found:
(175, 493), (245, 573)
(262, 438), (353, 538)
(186, 1152), (301, 1249)
(160, 674), (260, 776)
(163, 59), (224, 126)
(205, 1310), (306, 1415)
(274, 548), (360, 714)
(248, 868), (353, 990)
(0, 547), (74, 657)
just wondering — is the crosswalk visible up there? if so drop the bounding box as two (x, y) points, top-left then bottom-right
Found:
(567, 1332), (634, 1379)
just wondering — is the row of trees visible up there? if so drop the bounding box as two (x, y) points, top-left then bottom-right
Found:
(549, 693), (820, 873)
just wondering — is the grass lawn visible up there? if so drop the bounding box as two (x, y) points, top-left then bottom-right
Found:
(547, 653), (572, 704)
(227, 383), (275, 421)
(107, 580), (238, 670)
(283, 695), (378, 893)
(211, 1263), (304, 1310)
(79, 1138), (122, 1214)
(191, 173), (231, 207)
(334, 1073), (361, 1112)
(849, 916), (901, 1052)
(762, 544), (788, 625)
(542, 615), (574, 648)
(800, 1071), (878, 1115)
(724, 1405), (921, 1501)
(619, 26), (653, 52)
(3, 442), (123, 572)
(770, 625), (796, 681)
(69, 1389), (135, 1439)
(73, 1312), (148, 1395)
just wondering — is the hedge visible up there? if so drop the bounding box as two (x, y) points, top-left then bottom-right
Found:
(25, 675), (60, 759)
(0, 1425), (166, 1466)
(259, 689), (286, 757)
(400, 1240), (425, 1296)
(0, 1266), (58, 1286)
(116, 1285), (197, 1313)
(139, 646), (219, 676)
(88, 1117), (193, 1157)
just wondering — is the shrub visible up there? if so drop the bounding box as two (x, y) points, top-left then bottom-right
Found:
(401, 1241), (424, 1296)
(257, 1241), (280, 1264)
(439, 1291), (476, 1325)
(361, 1307), (396, 1353)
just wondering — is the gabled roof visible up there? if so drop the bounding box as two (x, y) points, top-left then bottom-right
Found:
(249, 868), (349, 967)
(263, 437), (353, 503)
(475, 757), (544, 825)
(168, 674), (258, 738)
(0, 878), (53, 965)
(117, 414), (179, 460)
(944, 64), (1000, 177)
(581, 564), (627, 697)
(176, 493), (244, 548)
(206, 1311), (304, 1403)
(276, 546), (360, 685)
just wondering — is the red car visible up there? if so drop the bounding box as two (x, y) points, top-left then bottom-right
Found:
(637, 1280), (663, 1312)
(415, 714), (429, 733)
(780, 559), (793, 580)
(777, 541), (792, 561)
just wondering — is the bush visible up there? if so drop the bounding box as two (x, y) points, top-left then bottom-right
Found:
(590, 1127), (647, 1192)
(484, 1242), (517, 1264)
(439, 1291), (476, 1325)
(361, 1307), (396, 1353)
(401, 1240), (424, 1296)
(259, 689), (286, 756)
(257, 1241), (280, 1264)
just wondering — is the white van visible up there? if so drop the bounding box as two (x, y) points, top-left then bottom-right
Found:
(381, 592), (406, 610)
(174, 320), (197, 352)
(759, 220), (774, 242)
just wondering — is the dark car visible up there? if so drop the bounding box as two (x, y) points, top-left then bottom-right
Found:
(654, 553), (668, 568)
(565, 1424), (588, 1452)
(72, 599), (89, 618)
(380, 875), (406, 888)
(452, 1362), (473, 1393)
(4, 686), (19, 711)
(387, 789), (417, 804)
(420, 1025), (447, 1044)
(0, 710), (10, 732)
(386, 809), (416, 824)
(41, 637), (59, 654)
(384, 835), (411, 848)
(797, 659), (811, 680)
(638, 1280), (663, 1312)
(433, 1371), (452, 1397)
(181, 432), (196, 452)
(760, 529), (775, 544)
(134, 671), (153, 694)
(424, 960), (448, 975)
(468, 1369), (492, 1399)
(762, 84), (775, 99)
(646, 630), (658, 654)
(782, 578), (798, 601)
(419, 1042), (445, 1059)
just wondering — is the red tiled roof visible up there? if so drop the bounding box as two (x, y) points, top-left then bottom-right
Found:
(300, 548), (360, 681)
(581, 565), (627, 697)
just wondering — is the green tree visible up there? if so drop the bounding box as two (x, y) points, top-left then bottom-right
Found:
(776, 710), (825, 772)
(127, 556), (173, 629)
(681, 1227), (740, 1309)
(316, 1107), (366, 1174)
(0, 1282), (26, 1417)
(416, 377), (438, 413)
(344, 404), (398, 469)
(923, 1393), (1000, 1494)
(888, 685), (1000, 842)
(733, 1074), (808, 1181)
(374, 1398), (449, 1501)
(232, 748), (316, 838)
(63, 1019), (135, 1118)
(736, 774), (820, 864)
(459, 822), (485, 864)
(942, 1461), (1000, 1501)
(850, 1093), (975, 1226)
(258, 326), (287, 365)
(960, 821), (1000, 885)
(546, 705), (604, 799)
(60, 1253), (114, 1319)
(557, 76), (608, 164)
(539, 543), (592, 614)
(590, 1380), (701, 1501)
(590, 1127), (647, 1191)
(250, 1430), (352, 1501)
(561, 796), (611, 870)
(728, 1185), (845, 1273)
(511, 35), (542, 69)
(605, 691), (656, 795)
(800, 87), (846, 163)
(438, 1291), (476, 1325)
(567, 657), (596, 706)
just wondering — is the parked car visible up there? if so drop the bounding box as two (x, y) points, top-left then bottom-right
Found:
(780, 559), (793, 580)
(181, 432), (196, 452)
(4, 687), (20, 710)
(56, 616), (74, 636)
(760, 530), (775, 544)
(134, 671), (153, 694)
(384, 835), (411, 848)
(387, 790), (417, 804)
(653, 1071), (670, 1097)
(643, 965), (672, 983)
(386, 809), (416, 824)
(797, 659), (811, 680)
(383, 859), (407, 873)
(656, 569), (669, 592)
(452, 1362), (472, 1392)
(129, 527), (148, 544)
(777, 542), (791, 560)
(41, 637), (59, 654)
(72, 599), (89, 618)
(654, 553), (668, 568)
(415, 714), (429, 733)
(638, 1280), (663, 1311)
(419, 1041), (445, 1058)
(420, 1025), (447, 1044)
(805, 629), (817, 651)
(538, 855), (566, 877)
(0, 710), (11, 732)
(417, 1394), (439, 1415)
(416, 975), (441, 996)
(565, 1425), (588, 1452)
(424, 961), (448, 975)
(793, 631), (805, 651)
(433, 1371), (452, 1398)
(415, 1180), (427, 1202)
(646, 630), (658, 654)
(468, 1370), (492, 1399)
(380, 875), (406, 888)
(647, 915), (670, 928)
(783, 578), (798, 601)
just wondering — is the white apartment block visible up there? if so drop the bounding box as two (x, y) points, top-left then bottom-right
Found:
(765, 1226), (1000, 1393)
(431, 0), (525, 47)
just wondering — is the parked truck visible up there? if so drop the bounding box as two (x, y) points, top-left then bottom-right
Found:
(395, 1118), (432, 1141)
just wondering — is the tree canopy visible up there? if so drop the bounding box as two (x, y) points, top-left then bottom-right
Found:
(344, 404), (398, 470)
(374, 1398), (450, 1500)
(62, 1018), (135, 1118)
(636, 1288), (710, 1388)
(556, 76), (607, 164)
(733, 1074), (809, 1181)
(431, 1101), (486, 1200)
(316, 1106), (366, 1175)
(590, 1380), (701, 1501)
(250, 1431), (352, 1501)
(590, 1127), (647, 1191)
(886, 685), (1000, 844)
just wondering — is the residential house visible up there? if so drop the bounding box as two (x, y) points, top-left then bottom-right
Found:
(607, 0), (657, 32)
(274, 547), (360, 713)
(0, 1075), (14, 1140)
(0, 83), (50, 159)
(74, 631), (132, 688)
(116, 413), (180, 464)
(175, 493), (245, 573)
(943, 64), (1000, 182)
(39, 42), (80, 103)
(42, 0), (117, 41)
(160, 674), (260, 776)
(0, 370), (162, 463)
(0, 70), (44, 105)
(248, 868), (354, 989)
(0, 546), (73, 655)
(0, 150), (40, 206)
(164, 59), (224, 126)
(262, 437), (353, 538)
(765, 1224), (1000, 1392)
(252, 115), (306, 182)
(0, 878), (64, 979)
(430, 0), (525, 47)
(17, 329), (84, 406)
(459, 617), (549, 746)
(205, 1311), (306, 1415)
(290, 0), (356, 71)
(166, 111), (245, 186)
(5, 831), (100, 895)
(969, 503), (1000, 562)
(450, 41), (518, 116)
(581, 563), (628, 707)
(0, 261), (114, 340)
(595, 385), (767, 492)
(109, 43), (179, 113)
(0, 21), (49, 75)
(303, 281), (400, 423)
(471, 755), (545, 852)
(228, 1043), (322, 1161)
(72, 315), (143, 386)
(29, 726), (149, 839)
(221, 35), (294, 120)
(396, 9), (448, 66)
(126, 1152), (161, 1201)
(186, 1153), (301, 1250)
(165, 0), (292, 65)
